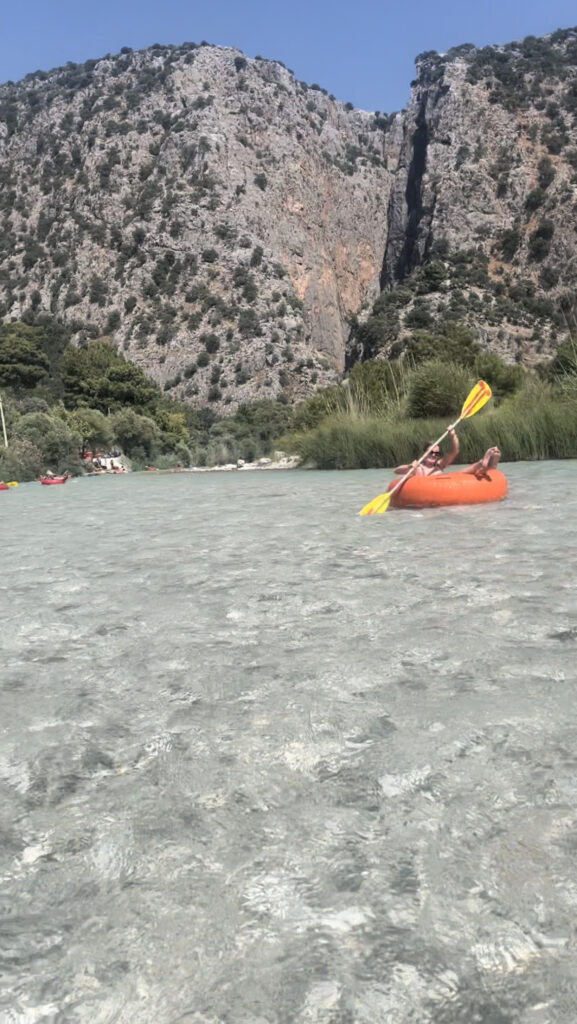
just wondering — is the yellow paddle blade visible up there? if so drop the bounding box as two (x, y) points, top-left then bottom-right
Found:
(359, 490), (392, 516)
(461, 380), (492, 419)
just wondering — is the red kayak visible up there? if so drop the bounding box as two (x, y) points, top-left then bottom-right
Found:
(39, 476), (68, 485)
(0, 483), (8, 491)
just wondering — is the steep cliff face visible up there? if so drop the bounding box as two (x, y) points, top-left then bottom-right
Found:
(0, 44), (393, 407)
(370, 31), (577, 365)
(2, 30), (577, 407)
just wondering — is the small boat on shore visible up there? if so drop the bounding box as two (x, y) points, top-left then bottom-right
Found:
(387, 470), (507, 509)
(39, 476), (68, 486)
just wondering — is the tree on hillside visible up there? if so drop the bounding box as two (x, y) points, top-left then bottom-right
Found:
(14, 412), (80, 465)
(234, 399), (293, 443)
(0, 323), (50, 391)
(61, 341), (160, 412)
(402, 324), (480, 367)
(93, 363), (159, 411)
(60, 341), (124, 407)
(109, 408), (160, 459)
(68, 408), (114, 457)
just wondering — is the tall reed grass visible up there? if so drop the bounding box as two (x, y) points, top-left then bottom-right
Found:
(288, 378), (577, 469)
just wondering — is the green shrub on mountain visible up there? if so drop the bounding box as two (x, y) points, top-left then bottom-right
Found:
(353, 309), (400, 358)
(537, 156), (555, 189)
(61, 340), (159, 411)
(402, 324), (480, 367)
(373, 288), (413, 311)
(528, 219), (554, 261)
(524, 189), (546, 213)
(473, 352), (525, 401)
(498, 228), (521, 259)
(0, 323), (50, 390)
(419, 260), (448, 292)
(404, 302), (434, 329)
(406, 360), (472, 418)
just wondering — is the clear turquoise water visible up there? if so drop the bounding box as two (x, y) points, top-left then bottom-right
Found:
(2, 463), (577, 1023)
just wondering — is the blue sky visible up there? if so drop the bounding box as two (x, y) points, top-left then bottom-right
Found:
(3, 0), (577, 112)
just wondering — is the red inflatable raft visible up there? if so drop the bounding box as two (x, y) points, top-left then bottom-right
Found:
(39, 476), (68, 485)
(388, 469), (507, 509)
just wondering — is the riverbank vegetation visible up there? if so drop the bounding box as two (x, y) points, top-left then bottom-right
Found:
(286, 335), (577, 468)
(1, 316), (577, 480)
(0, 317), (296, 480)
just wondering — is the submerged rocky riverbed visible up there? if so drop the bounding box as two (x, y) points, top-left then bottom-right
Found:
(3, 462), (577, 1023)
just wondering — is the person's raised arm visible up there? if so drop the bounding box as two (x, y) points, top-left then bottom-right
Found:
(439, 427), (459, 470)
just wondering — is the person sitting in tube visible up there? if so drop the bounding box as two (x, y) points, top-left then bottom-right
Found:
(394, 428), (501, 477)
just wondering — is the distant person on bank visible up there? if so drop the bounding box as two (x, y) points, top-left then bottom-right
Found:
(394, 428), (501, 478)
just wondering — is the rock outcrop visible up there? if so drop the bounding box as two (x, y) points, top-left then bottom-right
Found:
(0, 44), (393, 407)
(2, 29), (577, 406)
(366, 32), (577, 365)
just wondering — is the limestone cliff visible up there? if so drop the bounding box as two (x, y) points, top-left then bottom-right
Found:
(2, 30), (577, 407)
(360, 31), (577, 366)
(0, 44), (393, 407)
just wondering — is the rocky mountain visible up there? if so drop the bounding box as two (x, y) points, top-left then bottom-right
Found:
(351, 29), (577, 367)
(0, 43), (394, 408)
(2, 29), (577, 408)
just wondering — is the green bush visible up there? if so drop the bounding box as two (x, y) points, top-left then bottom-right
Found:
(0, 323), (50, 390)
(14, 411), (80, 465)
(420, 260), (447, 292)
(528, 220), (554, 261)
(498, 228), (521, 259)
(473, 352), (525, 401)
(403, 324), (479, 367)
(0, 438), (44, 481)
(405, 304), (434, 329)
(201, 248), (218, 263)
(525, 189), (545, 212)
(109, 408), (160, 458)
(548, 337), (577, 377)
(406, 360), (472, 419)
(537, 156), (555, 189)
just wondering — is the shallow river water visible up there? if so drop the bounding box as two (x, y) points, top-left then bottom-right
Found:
(3, 462), (577, 1024)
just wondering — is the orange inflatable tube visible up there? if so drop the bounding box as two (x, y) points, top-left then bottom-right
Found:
(387, 469), (507, 509)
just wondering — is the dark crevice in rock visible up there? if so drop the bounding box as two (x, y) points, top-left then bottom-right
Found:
(381, 90), (429, 289)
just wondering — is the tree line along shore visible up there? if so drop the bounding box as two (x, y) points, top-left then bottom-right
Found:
(1, 317), (577, 482)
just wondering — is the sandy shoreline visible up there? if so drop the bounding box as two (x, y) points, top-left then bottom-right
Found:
(147, 455), (301, 474)
(182, 456), (300, 473)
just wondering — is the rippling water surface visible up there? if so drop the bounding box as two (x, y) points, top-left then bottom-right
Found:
(3, 463), (577, 1023)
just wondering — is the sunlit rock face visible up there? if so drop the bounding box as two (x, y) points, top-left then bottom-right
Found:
(376, 32), (577, 366)
(0, 44), (392, 407)
(2, 29), (577, 405)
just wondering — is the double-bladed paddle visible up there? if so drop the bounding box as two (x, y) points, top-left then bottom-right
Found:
(359, 379), (492, 516)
